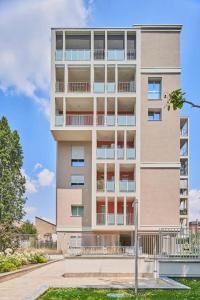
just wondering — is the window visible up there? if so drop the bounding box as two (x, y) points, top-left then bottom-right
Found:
(71, 146), (85, 167)
(148, 79), (161, 100)
(71, 175), (85, 187)
(71, 206), (84, 217)
(148, 109), (161, 121)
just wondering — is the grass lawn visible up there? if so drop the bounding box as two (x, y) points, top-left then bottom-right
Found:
(38, 278), (200, 299)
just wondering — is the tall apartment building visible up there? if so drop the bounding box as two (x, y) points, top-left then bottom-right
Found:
(50, 25), (189, 253)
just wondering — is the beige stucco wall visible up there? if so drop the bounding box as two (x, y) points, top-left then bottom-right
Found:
(140, 168), (180, 226)
(56, 141), (92, 228)
(141, 31), (180, 68)
(35, 217), (56, 236)
(141, 74), (180, 162)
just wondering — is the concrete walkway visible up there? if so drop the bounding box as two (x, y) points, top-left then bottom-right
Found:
(0, 260), (189, 300)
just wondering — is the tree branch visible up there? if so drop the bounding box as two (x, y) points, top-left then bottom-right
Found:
(183, 100), (200, 109)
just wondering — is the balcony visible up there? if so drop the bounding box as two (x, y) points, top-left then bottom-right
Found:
(107, 50), (124, 60)
(93, 82), (105, 93)
(68, 82), (90, 93)
(55, 81), (64, 93)
(96, 148), (115, 159)
(55, 50), (63, 61)
(126, 148), (136, 159)
(117, 214), (124, 225)
(65, 49), (91, 61)
(120, 180), (136, 192)
(96, 213), (106, 225)
(97, 179), (104, 191)
(127, 50), (136, 60)
(117, 148), (124, 159)
(180, 208), (188, 216)
(118, 81), (136, 93)
(106, 180), (115, 192)
(55, 115), (64, 126)
(66, 115), (93, 126)
(97, 115), (115, 126)
(117, 115), (136, 126)
(107, 82), (116, 93)
(94, 49), (105, 60)
(107, 213), (115, 225)
(126, 213), (134, 225)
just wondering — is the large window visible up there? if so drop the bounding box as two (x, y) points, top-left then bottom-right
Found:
(148, 109), (161, 121)
(71, 206), (84, 217)
(71, 175), (85, 187)
(148, 78), (161, 100)
(71, 146), (85, 167)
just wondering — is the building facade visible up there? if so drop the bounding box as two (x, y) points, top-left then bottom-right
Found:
(50, 25), (189, 253)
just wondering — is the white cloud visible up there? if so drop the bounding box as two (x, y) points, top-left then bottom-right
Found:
(22, 169), (37, 194)
(189, 189), (200, 221)
(37, 168), (55, 187)
(0, 0), (92, 117)
(24, 206), (37, 216)
(34, 163), (43, 171)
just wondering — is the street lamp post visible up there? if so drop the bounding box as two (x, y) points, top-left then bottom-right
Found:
(134, 199), (139, 295)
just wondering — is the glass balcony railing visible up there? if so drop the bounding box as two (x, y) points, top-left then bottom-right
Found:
(93, 82), (105, 93)
(96, 213), (106, 225)
(107, 49), (124, 60)
(118, 115), (136, 126)
(106, 180), (115, 192)
(126, 213), (134, 225)
(65, 49), (91, 61)
(97, 115), (115, 126)
(117, 214), (124, 225)
(107, 82), (116, 93)
(94, 49), (105, 60)
(55, 81), (64, 93)
(126, 148), (136, 159)
(97, 180), (104, 191)
(55, 50), (63, 61)
(55, 115), (64, 126)
(117, 148), (124, 159)
(96, 148), (115, 159)
(120, 180), (136, 192)
(127, 50), (136, 60)
(107, 213), (115, 225)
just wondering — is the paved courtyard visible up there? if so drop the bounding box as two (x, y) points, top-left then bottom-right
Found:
(0, 260), (189, 300)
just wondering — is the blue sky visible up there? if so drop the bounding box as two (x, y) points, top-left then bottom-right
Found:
(0, 0), (200, 223)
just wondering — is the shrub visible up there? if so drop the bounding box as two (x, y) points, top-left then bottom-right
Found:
(0, 261), (17, 272)
(28, 253), (48, 264)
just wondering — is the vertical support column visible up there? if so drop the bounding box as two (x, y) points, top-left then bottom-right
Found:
(114, 196), (117, 225)
(63, 98), (66, 127)
(105, 64), (107, 93)
(91, 30), (94, 94)
(115, 64), (118, 93)
(65, 64), (68, 93)
(94, 96), (97, 126)
(105, 97), (107, 125)
(105, 196), (108, 226)
(105, 30), (107, 60)
(115, 130), (117, 160)
(115, 96), (118, 126)
(124, 130), (127, 160)
(92, 129), (97, 228)
(124, 196), (127, 225)
(62, 30), (65, 61)
(50, 30), (56, 127)
(124, 30), (127, 61)
(104, 163), (107, 192)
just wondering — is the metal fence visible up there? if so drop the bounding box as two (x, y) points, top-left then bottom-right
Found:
(14, 234), (57, 250)
(68, 228), (200, 259)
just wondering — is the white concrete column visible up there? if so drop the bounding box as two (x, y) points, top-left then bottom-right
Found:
(124, 196), (127, 225)
(63, 98), (66, 127)
(115, 130), (117, 160)
(115, 64), (118, 93)
(92, 129), (97, 228)
(65, 63), (68, 93)
(105, 64), (107, 93)
(115, 96), (118, 126)
(105, 97), (107, 125)
(91, 30), (94, 62)
(124, 31), (127, 61)
(94, 96), (97, 126)
(104, 163), (107, 192)
(105, 30), (107, 60)
(105, 196), (108, 226)
(91, 65), (94, 93)
(124, 130), (127, 159)
(62, 30), (65, 61)
(114, 196), (117, 225)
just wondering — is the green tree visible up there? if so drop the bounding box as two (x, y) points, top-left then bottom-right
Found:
(20, 220), (37, 234)
(167, 88), (200, 110)
(0, 116), (26, 251)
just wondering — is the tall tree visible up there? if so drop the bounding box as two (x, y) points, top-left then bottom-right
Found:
(0, 116), (26, 224)
(20, 220), (37, 234)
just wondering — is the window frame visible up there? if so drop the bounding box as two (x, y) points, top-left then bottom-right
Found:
(70, 175), (85, 187)
(71, 205), (84, 217)
(148, 109), (162, 121)
(148, 78), (162, 100)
